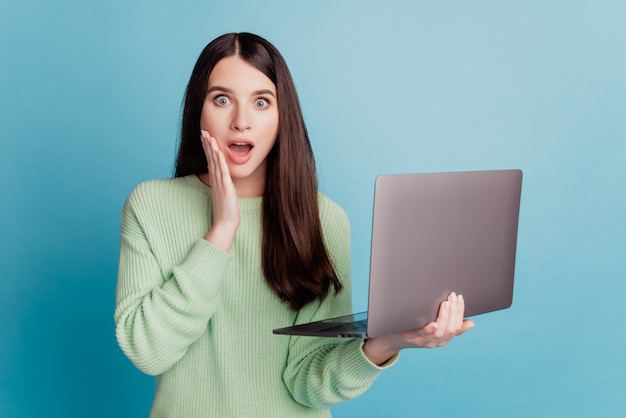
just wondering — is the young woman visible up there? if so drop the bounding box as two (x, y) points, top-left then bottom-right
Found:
(115, 32), (474, 417)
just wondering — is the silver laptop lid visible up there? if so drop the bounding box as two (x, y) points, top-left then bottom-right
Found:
(366, 169), (522, 338)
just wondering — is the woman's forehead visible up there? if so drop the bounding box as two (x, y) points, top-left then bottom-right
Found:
(208, 56), (276, 93)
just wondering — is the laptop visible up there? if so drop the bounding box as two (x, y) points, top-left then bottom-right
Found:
(273, 169), (523, 339)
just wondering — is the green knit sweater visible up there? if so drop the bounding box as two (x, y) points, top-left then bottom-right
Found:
(114, 175), (394, 417)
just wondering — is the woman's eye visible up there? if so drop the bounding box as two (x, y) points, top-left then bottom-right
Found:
(255, 98), (269, 108)
(214, 96), (230, 106)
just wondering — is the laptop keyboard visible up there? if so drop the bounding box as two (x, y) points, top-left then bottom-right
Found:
(321, 318), (368, 333)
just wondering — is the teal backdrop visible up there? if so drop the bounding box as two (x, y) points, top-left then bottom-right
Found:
(1, 1), (625, 417)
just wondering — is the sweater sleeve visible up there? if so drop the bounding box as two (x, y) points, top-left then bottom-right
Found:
(114, 185), (231, 376)
(282, 197), (398, 409)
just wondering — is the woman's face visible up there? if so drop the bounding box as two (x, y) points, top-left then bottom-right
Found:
(201, 55), (279, 195)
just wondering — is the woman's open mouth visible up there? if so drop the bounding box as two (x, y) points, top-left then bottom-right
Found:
(226, 141), (254, 164)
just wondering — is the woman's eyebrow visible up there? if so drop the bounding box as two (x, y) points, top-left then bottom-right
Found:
(207, 86), (233, 94)
(207, 86), (276, 97)
(254, 89), (276, 98)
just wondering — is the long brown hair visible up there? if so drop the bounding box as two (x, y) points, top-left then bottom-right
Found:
(175, 33), (342, 311)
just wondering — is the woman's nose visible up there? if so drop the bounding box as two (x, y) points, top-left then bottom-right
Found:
(231, 105), (250, 131)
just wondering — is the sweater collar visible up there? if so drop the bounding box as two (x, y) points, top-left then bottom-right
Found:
(185, 175), (263, 212)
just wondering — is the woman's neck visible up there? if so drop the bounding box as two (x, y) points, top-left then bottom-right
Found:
(198, 173), (264, 198)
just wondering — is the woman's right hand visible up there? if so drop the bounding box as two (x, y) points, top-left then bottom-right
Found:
(201, 130), (240, 253)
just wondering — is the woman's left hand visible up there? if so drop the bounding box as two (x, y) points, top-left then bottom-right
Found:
(362, 292), (475, 366)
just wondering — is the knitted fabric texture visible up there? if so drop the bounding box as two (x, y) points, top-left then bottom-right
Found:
(114, 175), (394, 417)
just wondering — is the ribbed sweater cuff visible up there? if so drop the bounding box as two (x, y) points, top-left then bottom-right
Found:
(356, 339), (400, 370)
(341, 339), (399, 382)
(175, 238), (232, 300)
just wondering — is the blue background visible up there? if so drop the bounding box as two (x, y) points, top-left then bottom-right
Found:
(1, 1), (624, 416)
